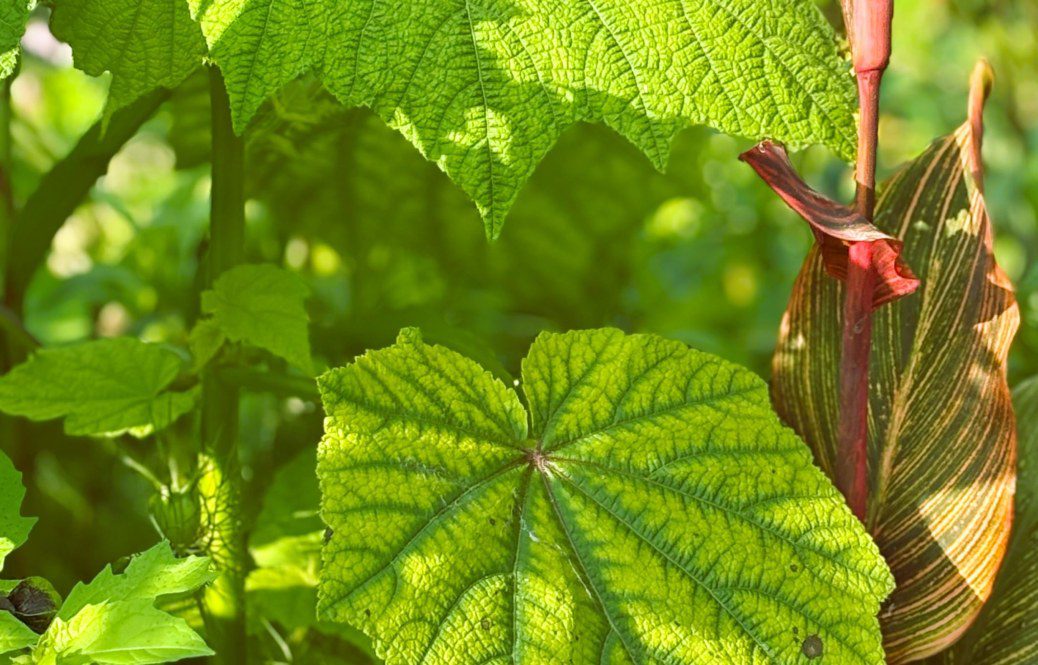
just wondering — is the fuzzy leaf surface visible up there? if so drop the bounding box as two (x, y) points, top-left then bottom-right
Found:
(0, 338), (198, 437)
(318, 328), (893, 664)
(49, 0), (206, 114)
(200, 264), (313, 374)
(772, 118), (1019, 660)
(191, 0), (857, 236)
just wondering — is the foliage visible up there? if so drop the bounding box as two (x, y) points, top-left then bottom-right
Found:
(772, 82), (1018, 661)
(318, 328), (892, 663)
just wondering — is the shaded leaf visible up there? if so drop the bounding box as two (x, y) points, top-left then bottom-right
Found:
(772, 82), (1018, 662)
(928, 377), (1038, 664)
(200, 264), (313, 374)
(0, 338), (198, 437)
(0, 451), (34, 573)
(191, 0), (857, 236)
(49, 0), (206, 115)
(318, 328), (892, 664)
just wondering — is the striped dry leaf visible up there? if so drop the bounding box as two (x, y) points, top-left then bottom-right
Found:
(772, 63), (1019, 663)
(930, 377), (1038, 664)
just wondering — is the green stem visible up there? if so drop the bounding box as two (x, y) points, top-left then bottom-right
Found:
(3, 89), (168, 313)
(198, 67), (247, 664)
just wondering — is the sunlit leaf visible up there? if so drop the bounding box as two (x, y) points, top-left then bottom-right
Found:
(0, 451), (38, 657)
(772, 81), (1019, 662)
(0, 0), (33, 80)
(190, 0), (857, 236)
(318, 327), (893, 664)
(0, 338), (198, 438)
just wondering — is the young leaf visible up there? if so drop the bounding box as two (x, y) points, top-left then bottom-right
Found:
(929, 377), (1038, 664)
(49, 0), (206, 115)
(0, 451), (34, 573)
(191, 0), (857, 236)
(0, 0), (32, 80)
(772, 86), (1018, 661)
(318, 328), (893, 664)
(199, 264), (313, 374)
(31, 542), (215, 664)
(0, 338), (198, 438)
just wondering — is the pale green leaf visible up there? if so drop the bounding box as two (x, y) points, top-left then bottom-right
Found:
(200, 264), (313, 374)
(0, 451), (34, 573)
(30, 543), (215, 664)
(318, 327), (893, 664)
(49, 0), (206, 114)
(58, 541), (215, 621)
(187, 320), (226, 371)
(0, 613), (38, 656)
(33, 600), (212, 664)
(0, 0), (33, 80)
(0, 338), (198, 438)
(191, 0), (857, 236)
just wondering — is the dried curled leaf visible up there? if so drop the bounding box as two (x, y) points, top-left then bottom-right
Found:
(740, 141), (919, 310)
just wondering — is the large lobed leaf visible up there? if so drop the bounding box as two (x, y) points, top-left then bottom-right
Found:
(929, 377), (1038, 664)
(318, 328), (893, 664)
(0, 338), (198, 438)
(772, 86), (1019, 661)
(190, 0), (857, 236)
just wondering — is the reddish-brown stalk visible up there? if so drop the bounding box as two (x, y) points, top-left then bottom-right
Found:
(838, 0), (893, 521)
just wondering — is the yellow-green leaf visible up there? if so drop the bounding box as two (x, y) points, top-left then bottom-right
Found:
(318, 328), (893, 664)
(772, 86), (1019, 662)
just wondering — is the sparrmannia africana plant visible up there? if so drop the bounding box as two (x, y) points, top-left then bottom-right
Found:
(0, 0), (1032, 663)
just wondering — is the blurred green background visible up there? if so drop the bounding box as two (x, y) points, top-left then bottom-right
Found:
(1, 0), (1035, 661)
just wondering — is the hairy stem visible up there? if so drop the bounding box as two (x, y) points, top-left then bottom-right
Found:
(837, 0), (892, 520)
(198, 67), (248, 664)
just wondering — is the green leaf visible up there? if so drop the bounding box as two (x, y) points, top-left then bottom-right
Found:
(191, 0), (857, 236)
(49, 0), (206, 114)
(0, 0), (32, 80)
(929, 377), (1038, 664)
(0, 451), (34, 573)
(0, 338), (198, 438)
(771, 91), (1018, 660)
(0, 613), (38, 656)
(200, 264), (313, 374)
(31, 542), (215, 664)
(58, 541), (215, 621)
(318, 327), (893, 664)
(34, 600), (212, 664)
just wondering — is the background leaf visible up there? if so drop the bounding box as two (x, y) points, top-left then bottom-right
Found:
(0, 338), (198, 437)
(190, 0), (857, 235)
(200, 263), (313, 374)
(318, 328), (893, 664)
(771, 103), (1019, 660)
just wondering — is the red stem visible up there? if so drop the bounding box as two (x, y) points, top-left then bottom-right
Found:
(838, 0), (891, 521)
(838, 241), (875, 521)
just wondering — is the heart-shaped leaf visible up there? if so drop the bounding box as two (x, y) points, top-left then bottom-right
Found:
(318, 328), (893, 664)
(772, 71), (1019, 662)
